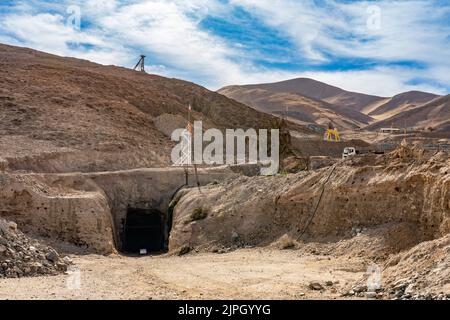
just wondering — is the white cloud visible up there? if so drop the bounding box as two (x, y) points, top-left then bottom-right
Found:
(230, 0), (450, 66)
(0, 12), (131, 65)
(0, 0), (448, 96)
(95, 1), (241, 86)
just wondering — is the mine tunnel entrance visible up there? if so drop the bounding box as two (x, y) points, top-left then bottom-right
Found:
(122, 208), (165, 254)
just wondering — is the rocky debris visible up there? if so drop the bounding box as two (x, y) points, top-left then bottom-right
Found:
(350, 227), (367, 237)
(383, 279), (449, 300)
(343, 233), (450, 300)
(325, 281), (334, 287)
(308, 282), (324, 291)
(274, 234), (298, 250)
(177, 245), (192, 256)
(343, 284), (385, 299)
(0, 219), (72, 278)
(353, 285), (367, 293)
(231, 231), (240, 244)
(366, 292), (378, 299)
(381, 234), (450, 300)
(342, 278), (449, 300)
(212, 246), (232, 254)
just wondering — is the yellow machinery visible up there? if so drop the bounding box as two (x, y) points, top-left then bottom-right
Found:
(324, 128), (340, 141)
(324, 122), (340, 141)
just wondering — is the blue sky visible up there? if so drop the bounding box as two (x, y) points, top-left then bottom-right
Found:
(0, 0), (449, 96)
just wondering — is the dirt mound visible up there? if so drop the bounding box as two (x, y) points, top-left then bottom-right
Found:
(381, 234), (450, 299)
(169, 150), (450, 252)
(0, 219), (71, 278)
(343, 232), (450, 300)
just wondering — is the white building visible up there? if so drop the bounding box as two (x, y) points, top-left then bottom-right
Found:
(380, 128), (401, 134)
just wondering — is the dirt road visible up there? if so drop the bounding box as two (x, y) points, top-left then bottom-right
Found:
(0, 248), (367, 300)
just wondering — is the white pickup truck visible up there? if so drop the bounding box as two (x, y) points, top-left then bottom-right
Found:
(342, 147), (357, 159)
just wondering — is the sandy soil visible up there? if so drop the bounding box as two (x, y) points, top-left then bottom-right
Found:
(0, 248), (367, 300)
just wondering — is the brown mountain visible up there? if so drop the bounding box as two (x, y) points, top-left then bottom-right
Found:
(219, 78), (379, 130)
(220, 77), (387, 111)
(368, 91), (439, 120)
(218, 78), (444, 132)
(218, 86), (371, 130)
(366, 95), (450, 133)
(0, 43), (297, 173)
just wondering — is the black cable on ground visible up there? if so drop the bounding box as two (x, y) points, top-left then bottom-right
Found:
(297, 162), (339, 240)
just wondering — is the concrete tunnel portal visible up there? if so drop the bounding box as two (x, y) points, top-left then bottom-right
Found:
(121, 207), (167, 254)
(94, 167), (241, 255)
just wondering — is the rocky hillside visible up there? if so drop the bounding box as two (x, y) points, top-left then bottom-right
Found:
(221, 78), (386, 112)
(0, 44), (302, 173)
(218, 85), (372, 130)
(218, 78), (441, 131)
(367, 95), (450, 133)
(368, 91), (439, 120)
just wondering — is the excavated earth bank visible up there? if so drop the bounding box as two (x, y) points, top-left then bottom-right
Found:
(170, 148), (450, 251)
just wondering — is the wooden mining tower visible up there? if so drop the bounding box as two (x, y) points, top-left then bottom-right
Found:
(133, 55), (146, 72)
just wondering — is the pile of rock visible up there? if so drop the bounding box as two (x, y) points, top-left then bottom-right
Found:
(384, 278), (450, 300)
(343, 285), (384, 299)
(343, 282), (450, 300)
(0, 219), (72, 278)
(381, 234), (450, 300)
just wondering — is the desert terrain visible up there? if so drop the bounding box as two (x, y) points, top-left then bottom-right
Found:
(1, 44), (449, 300)
(0, 248), (366, 300)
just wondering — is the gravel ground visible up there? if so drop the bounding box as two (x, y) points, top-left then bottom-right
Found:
(0, 248), (367, 300)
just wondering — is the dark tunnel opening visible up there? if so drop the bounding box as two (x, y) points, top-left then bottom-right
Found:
(121, 208), (166, 254)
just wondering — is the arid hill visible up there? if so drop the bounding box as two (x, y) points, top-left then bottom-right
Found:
(219, 77), (388, 129)
(0, 44), (302, 173)
(368, 91), (439, 120)
(218, 78), (442, 132)
(366, 95), (450, 133)
(221, 78), (386, 111)
(218, 85), (372, 130)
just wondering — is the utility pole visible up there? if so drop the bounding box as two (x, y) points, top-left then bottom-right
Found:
(187, 104), (201, 192)
(133, 55), (146, 72)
